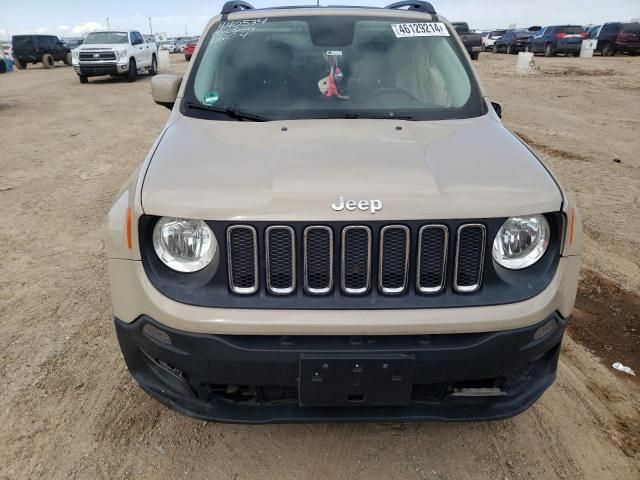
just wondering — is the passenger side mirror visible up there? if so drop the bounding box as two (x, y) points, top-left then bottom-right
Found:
(491, 102), (502, 119)
(151, 74), (183, 110)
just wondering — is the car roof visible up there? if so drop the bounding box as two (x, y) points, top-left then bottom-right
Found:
(13, 34), (58, 39)
(220, 1), (437, 16)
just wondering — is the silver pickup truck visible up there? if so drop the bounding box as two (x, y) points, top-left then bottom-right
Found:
(72, 30), (157, 83)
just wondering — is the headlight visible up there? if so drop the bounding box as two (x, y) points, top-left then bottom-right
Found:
(116, 49), (128, 59)
(153, 217), (217, 273)
(492, 214), (550, 270)
(72, 50), (79, 58)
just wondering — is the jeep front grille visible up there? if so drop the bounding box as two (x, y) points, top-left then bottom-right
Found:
(226, 222), (487, 297)
(341, 226), (372, 294)
(303, 226), (333, 295)
(454, 224), (486, 293)
(379, 226), (410, 294)
(417, 225), (448, 293)
(265, 226), (295, 295)
(227, 226), (258, 294)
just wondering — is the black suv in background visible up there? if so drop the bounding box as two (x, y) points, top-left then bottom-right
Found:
(527, 25), (585, 56)
(451, 22), (482, 60)
(494, 30), (533, 54)
(12, 35), (72, 69)
(589, 22), (640, 56)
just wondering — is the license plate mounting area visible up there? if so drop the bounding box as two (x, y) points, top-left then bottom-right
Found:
(298, 354), (414, 408)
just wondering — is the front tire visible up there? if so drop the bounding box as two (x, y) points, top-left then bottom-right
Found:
(148, 55), (157, 76)
(470, 51), (479, 61)
(79, 75), (88, 83)
(127, 58), (137, 82)
(42, 53), (55, 69)
(64, 52), (72, 65)
(506, 45), (513, 54)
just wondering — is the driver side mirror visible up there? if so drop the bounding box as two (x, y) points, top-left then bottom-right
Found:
(491, 101), (502, 119)
(152, 74), (183, 110)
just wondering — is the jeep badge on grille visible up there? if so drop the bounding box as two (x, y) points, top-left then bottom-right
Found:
(332, 196), (383, 214)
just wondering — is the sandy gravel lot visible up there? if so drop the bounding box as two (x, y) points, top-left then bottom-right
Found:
(0, 54), (638, 480)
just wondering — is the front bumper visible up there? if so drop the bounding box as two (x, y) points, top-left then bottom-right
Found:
(116, 313), (567, 423)
(75, 61), (129, 77)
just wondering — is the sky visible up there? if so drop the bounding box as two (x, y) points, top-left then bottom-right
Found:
(1, 0), (639, 40)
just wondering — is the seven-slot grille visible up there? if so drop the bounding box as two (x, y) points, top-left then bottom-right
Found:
(226, 223), (487, 296)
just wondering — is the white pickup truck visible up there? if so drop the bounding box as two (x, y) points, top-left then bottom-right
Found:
(72, 30), (157, 83)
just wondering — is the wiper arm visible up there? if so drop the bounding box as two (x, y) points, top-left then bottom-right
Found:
(343, 113), (414, 120)
(185, 102), (270, 122)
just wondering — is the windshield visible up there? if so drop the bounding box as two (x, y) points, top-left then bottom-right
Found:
(183, 15), (484, 121)
(84, 32), (128, 44)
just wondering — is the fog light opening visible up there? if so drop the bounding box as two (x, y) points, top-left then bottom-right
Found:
(142, 323), (172, 345)
(533, 318), (558, 340)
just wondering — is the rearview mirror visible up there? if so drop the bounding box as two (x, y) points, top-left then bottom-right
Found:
(151, 74), (183, 110)
(491, 102), (502, 119)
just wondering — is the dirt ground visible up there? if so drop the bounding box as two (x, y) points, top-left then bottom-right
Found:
(1, 53), (639, 480)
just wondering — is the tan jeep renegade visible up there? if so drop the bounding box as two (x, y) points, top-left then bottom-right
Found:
(107, 1), (583, 422)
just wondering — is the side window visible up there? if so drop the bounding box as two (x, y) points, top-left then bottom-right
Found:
(135, 32), (144, 44)
(130, 32), (136, 44)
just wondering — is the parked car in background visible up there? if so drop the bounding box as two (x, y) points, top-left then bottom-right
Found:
(0, 51), (14, 73)
(451, 22), (482, 60)
(12, 35), (72, 69)
(177, 37), (198, 53)
(184, 41), (197, 61)
(482, 30), (506, 51)
(494, 29), (533, 54)
(144, 35), (160, 52)
(527, 25), (585, 56)
(162, 40), (179, 52)
(590, 22), (640, 56)
(72, 30), (157, 83)
(2, 42), (12, 58)
(64, 38), (84, 49)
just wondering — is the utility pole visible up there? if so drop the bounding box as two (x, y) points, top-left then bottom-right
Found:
(106, 17), (110, 29)
(184, 25), (188, 36)
(148, 17), (153, 35)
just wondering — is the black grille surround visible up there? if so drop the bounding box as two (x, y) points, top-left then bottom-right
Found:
(139, 214), (562, 310)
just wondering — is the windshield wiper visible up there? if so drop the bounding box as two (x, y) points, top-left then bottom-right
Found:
(342, 113), (414, 120)
(186, 102), (270, 122)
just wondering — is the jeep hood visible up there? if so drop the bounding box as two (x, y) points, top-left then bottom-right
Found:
(141, 114), (562, 221)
